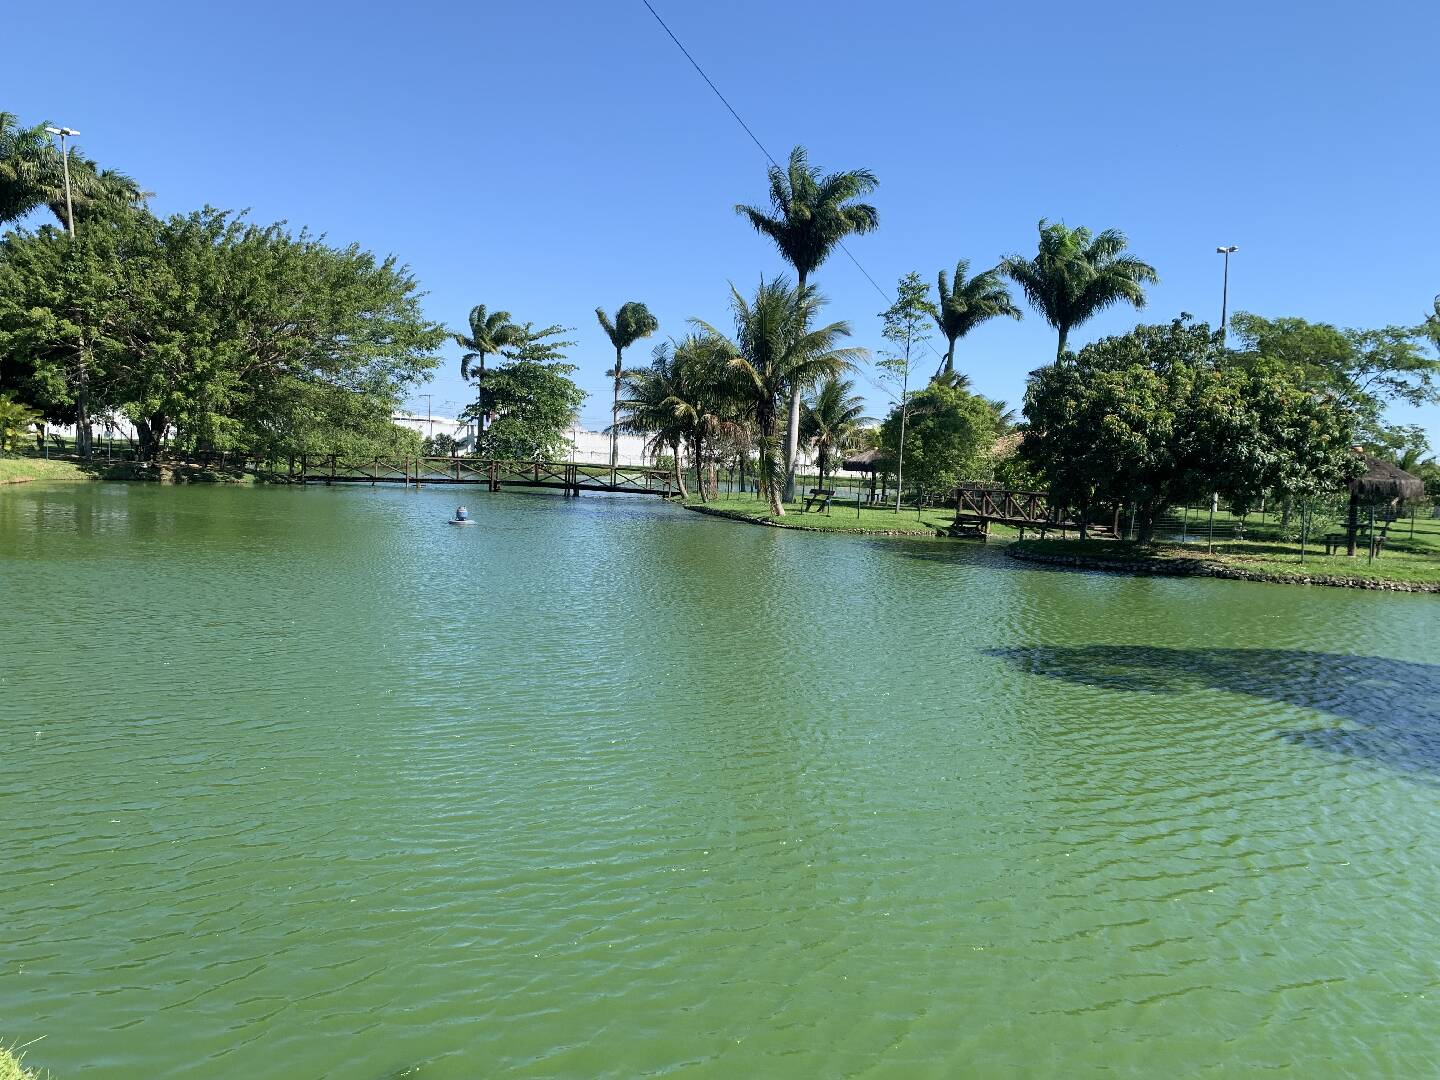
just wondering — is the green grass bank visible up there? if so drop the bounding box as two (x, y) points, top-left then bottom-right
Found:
(1010, 526), (1440, 592)
(0, 457), (91, 485)
(680, 493), (964, 536)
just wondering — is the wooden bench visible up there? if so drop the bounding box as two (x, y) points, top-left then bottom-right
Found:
(804, 487), (836, 513)
(1323, 531), (1388, 557)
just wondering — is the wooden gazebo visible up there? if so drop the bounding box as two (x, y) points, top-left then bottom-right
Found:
(1342, 452), (1427, 555)
(841, 448), (893, 503)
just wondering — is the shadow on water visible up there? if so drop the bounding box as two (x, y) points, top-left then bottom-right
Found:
(989, 645), (1440, 777)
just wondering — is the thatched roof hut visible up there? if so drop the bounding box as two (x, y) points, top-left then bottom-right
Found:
(1351, 452), (1426, 503)
(840, 448), (890, 474)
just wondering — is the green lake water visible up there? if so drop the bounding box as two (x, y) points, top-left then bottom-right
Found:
(2, 482), (1438, 1078)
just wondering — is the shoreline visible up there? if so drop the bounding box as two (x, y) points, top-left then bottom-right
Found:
(680, 501), (950, 538)
(1006, 544), (1440, 594)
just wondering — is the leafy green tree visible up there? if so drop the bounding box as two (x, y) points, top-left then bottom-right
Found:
(0, 207), (444, 460)
(1001, 220), (1158, 361)
(879, 379), (995, 497)
(1022, 318), (1358, 542)
(455, 304), (521, 434)
(736, 145), (879, 499)
(876, 272), (934, 508)
(472, 323), (584, 461)
(0, 394), (40, 453)
(597, 301), (659, 468)
(1423, 295), (1440, 350)
(1227, 312), (1440, 434)
(930, 259), (1021, 379)
(423, 432), (459, 457)
(694, 278), (861, 516)
(801, 377), (870, 487)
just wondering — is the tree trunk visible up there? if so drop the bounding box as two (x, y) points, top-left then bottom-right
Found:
(671, 439), (688, 500)
(781, 268), (807, 504)
(693, 437), (705, 502)
(610, 346), (622, 471)
(1136, 504), (1157, 545)
(783, 393), (800, 504)
(136, 413), (167, 461)
(1056, 326), (1070, 362)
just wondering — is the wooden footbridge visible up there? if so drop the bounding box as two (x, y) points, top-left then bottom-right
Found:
(950, 485), (1118, 539)
(287, 455), (677, 496)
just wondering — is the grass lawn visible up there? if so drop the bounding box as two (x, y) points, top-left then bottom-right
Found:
(1012, 515), (1440, 588)
(681, 493), (968, 536)
(0, 456), (92, 485)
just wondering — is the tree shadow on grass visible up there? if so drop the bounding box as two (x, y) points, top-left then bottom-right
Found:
(988, 645), (1440, 777)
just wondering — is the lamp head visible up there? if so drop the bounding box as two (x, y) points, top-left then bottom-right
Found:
(1216, 245), (1238, 254)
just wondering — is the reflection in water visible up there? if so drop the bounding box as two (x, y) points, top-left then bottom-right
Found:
(991, 645), (1440, 776)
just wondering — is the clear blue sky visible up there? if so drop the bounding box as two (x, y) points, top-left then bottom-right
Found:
(8, 0), (1440, 444)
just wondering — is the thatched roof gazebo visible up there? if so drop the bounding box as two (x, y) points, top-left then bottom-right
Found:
(1351, 453), (1427, 503)
(840, 448), (888, 474)
(841, 448), (894, 502)
(1340, 451), (1427, 556)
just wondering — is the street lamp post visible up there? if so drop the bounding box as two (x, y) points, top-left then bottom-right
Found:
(1216, 245), (1238, 346)
(44, 127), (80, 237)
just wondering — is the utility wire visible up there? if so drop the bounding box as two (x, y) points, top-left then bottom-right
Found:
(639, 0), (944, 364)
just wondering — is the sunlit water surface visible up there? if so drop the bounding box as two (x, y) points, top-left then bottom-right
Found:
(2, 483), (1438, 1078)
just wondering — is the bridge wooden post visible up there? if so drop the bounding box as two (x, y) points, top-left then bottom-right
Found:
(488, 460), (498, 492)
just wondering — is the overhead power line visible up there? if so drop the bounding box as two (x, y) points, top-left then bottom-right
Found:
(639, 0), (944, 364)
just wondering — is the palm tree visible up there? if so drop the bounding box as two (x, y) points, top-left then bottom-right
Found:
(664, 333), (739, 502)
(736, 145), (879, 500)
(46, 159), (148, 231)
(0, 115), (146, 229)
(1000, 220), (1158, 361)
(615, 341), (691, 499)
(800, 377), (870, 488)
(454, 305), (521, 438)
(694, 278), (863, 516)
(931, 260), (1022, 380)
(0, 113), (63, 226)
(597, 301), (659, 470)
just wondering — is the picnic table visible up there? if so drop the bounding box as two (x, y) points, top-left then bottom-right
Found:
(804, 488), (836, 513)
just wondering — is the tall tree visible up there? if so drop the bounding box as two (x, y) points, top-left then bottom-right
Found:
(597, 301), (659, 469)
(0, 207), (444, 460)
(454, 304), (520, 440)
(471, 323), (584, 461)
(694, 278), (862, 516)
(930, 259), (1022, 379)
(879, 379), (996, 497)
(1001, 220), (1158, 361)
(735, 145), (879, 500)
(876, 272), (934, 509)
(1226, 312), (1440, 435)
(800, 377), (870, 488)
(1021, 318), (1359, 542)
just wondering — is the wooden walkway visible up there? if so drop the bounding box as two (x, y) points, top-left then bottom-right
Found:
(289, 456), (677, 497)
(950, 485), (1117, 539)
